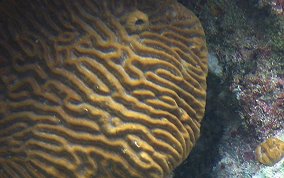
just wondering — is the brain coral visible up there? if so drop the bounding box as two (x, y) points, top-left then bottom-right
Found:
(0, 0), (208, 177)
(256, 137), (284, 166)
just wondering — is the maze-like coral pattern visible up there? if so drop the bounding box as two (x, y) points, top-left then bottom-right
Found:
(0, 0), (208, 177)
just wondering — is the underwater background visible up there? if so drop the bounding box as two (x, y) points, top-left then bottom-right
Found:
(0, 0), (283, 177)
(175, 0), (283, 177)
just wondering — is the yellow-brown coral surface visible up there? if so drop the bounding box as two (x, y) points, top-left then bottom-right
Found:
(256, 137), (284, 166)
(0, 0), (208, 177)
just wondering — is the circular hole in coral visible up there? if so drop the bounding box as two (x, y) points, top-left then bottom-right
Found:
(135, 19), (144, 26)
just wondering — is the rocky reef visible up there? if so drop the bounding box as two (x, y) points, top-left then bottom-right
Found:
(259, 0), (284, 16)
(175, 0), (283, 177)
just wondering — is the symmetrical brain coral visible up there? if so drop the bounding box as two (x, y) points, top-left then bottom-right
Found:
(0, 0), (208, 177)
(256, 137), (284, 166)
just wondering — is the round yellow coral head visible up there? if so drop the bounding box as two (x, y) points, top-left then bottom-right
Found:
(256, 137), (284, 166)
(0, 0), (208, 177)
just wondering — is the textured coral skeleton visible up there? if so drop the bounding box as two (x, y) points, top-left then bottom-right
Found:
(0, 0), (208, 177)
(256, 137), (284, 166)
